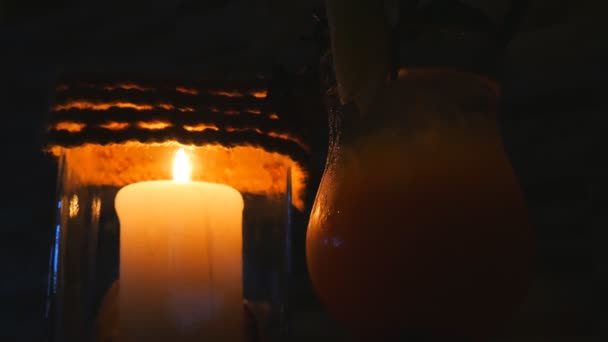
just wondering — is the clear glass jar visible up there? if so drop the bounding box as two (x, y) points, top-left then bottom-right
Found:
(44, 75), (311, 342)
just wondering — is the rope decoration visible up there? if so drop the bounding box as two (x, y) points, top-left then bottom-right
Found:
(46, 73), (312, 165)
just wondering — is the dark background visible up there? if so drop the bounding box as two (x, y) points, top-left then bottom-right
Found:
(1, 0), (608, 340)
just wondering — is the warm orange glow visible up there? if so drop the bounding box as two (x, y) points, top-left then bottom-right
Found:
(208, 90), (244, 98)
(208, 106), (221, 113)
(269, 113), (279, 120)
(183, 124), (219, 132)
(48, 142), (307, 209)
(224, 110), (240, 115)
(53, 101), (154, 111)
(99, 122), (131, 130)
(53, 122), (86, 132)
(158, 103), (175, 110)
(250, 90), (268, 98)
(136, 121), (173, 130)
(245, 109), (261, 115)
(177, 107), (195, 112)
(176, 87), (199, 95)
(173, 148), (191, 182)
(204, 89), (267, 98)
(225, 127), (261, 134)
(103, 83), (152, 92)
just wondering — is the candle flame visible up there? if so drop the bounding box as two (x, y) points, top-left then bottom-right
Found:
(173, 148), (191, 182)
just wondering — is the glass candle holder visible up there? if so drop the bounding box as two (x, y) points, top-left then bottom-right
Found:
(44, 73), (312, 342)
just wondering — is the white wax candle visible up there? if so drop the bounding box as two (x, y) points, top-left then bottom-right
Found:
(114, 149), (244, 341)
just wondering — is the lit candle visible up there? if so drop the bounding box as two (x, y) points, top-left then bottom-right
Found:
(115, 148), (244, 341)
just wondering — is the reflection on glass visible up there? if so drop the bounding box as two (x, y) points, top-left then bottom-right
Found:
(91, 197), (101, 223)
(68, 195), (79, 218)
(52, 224), (61, 294)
